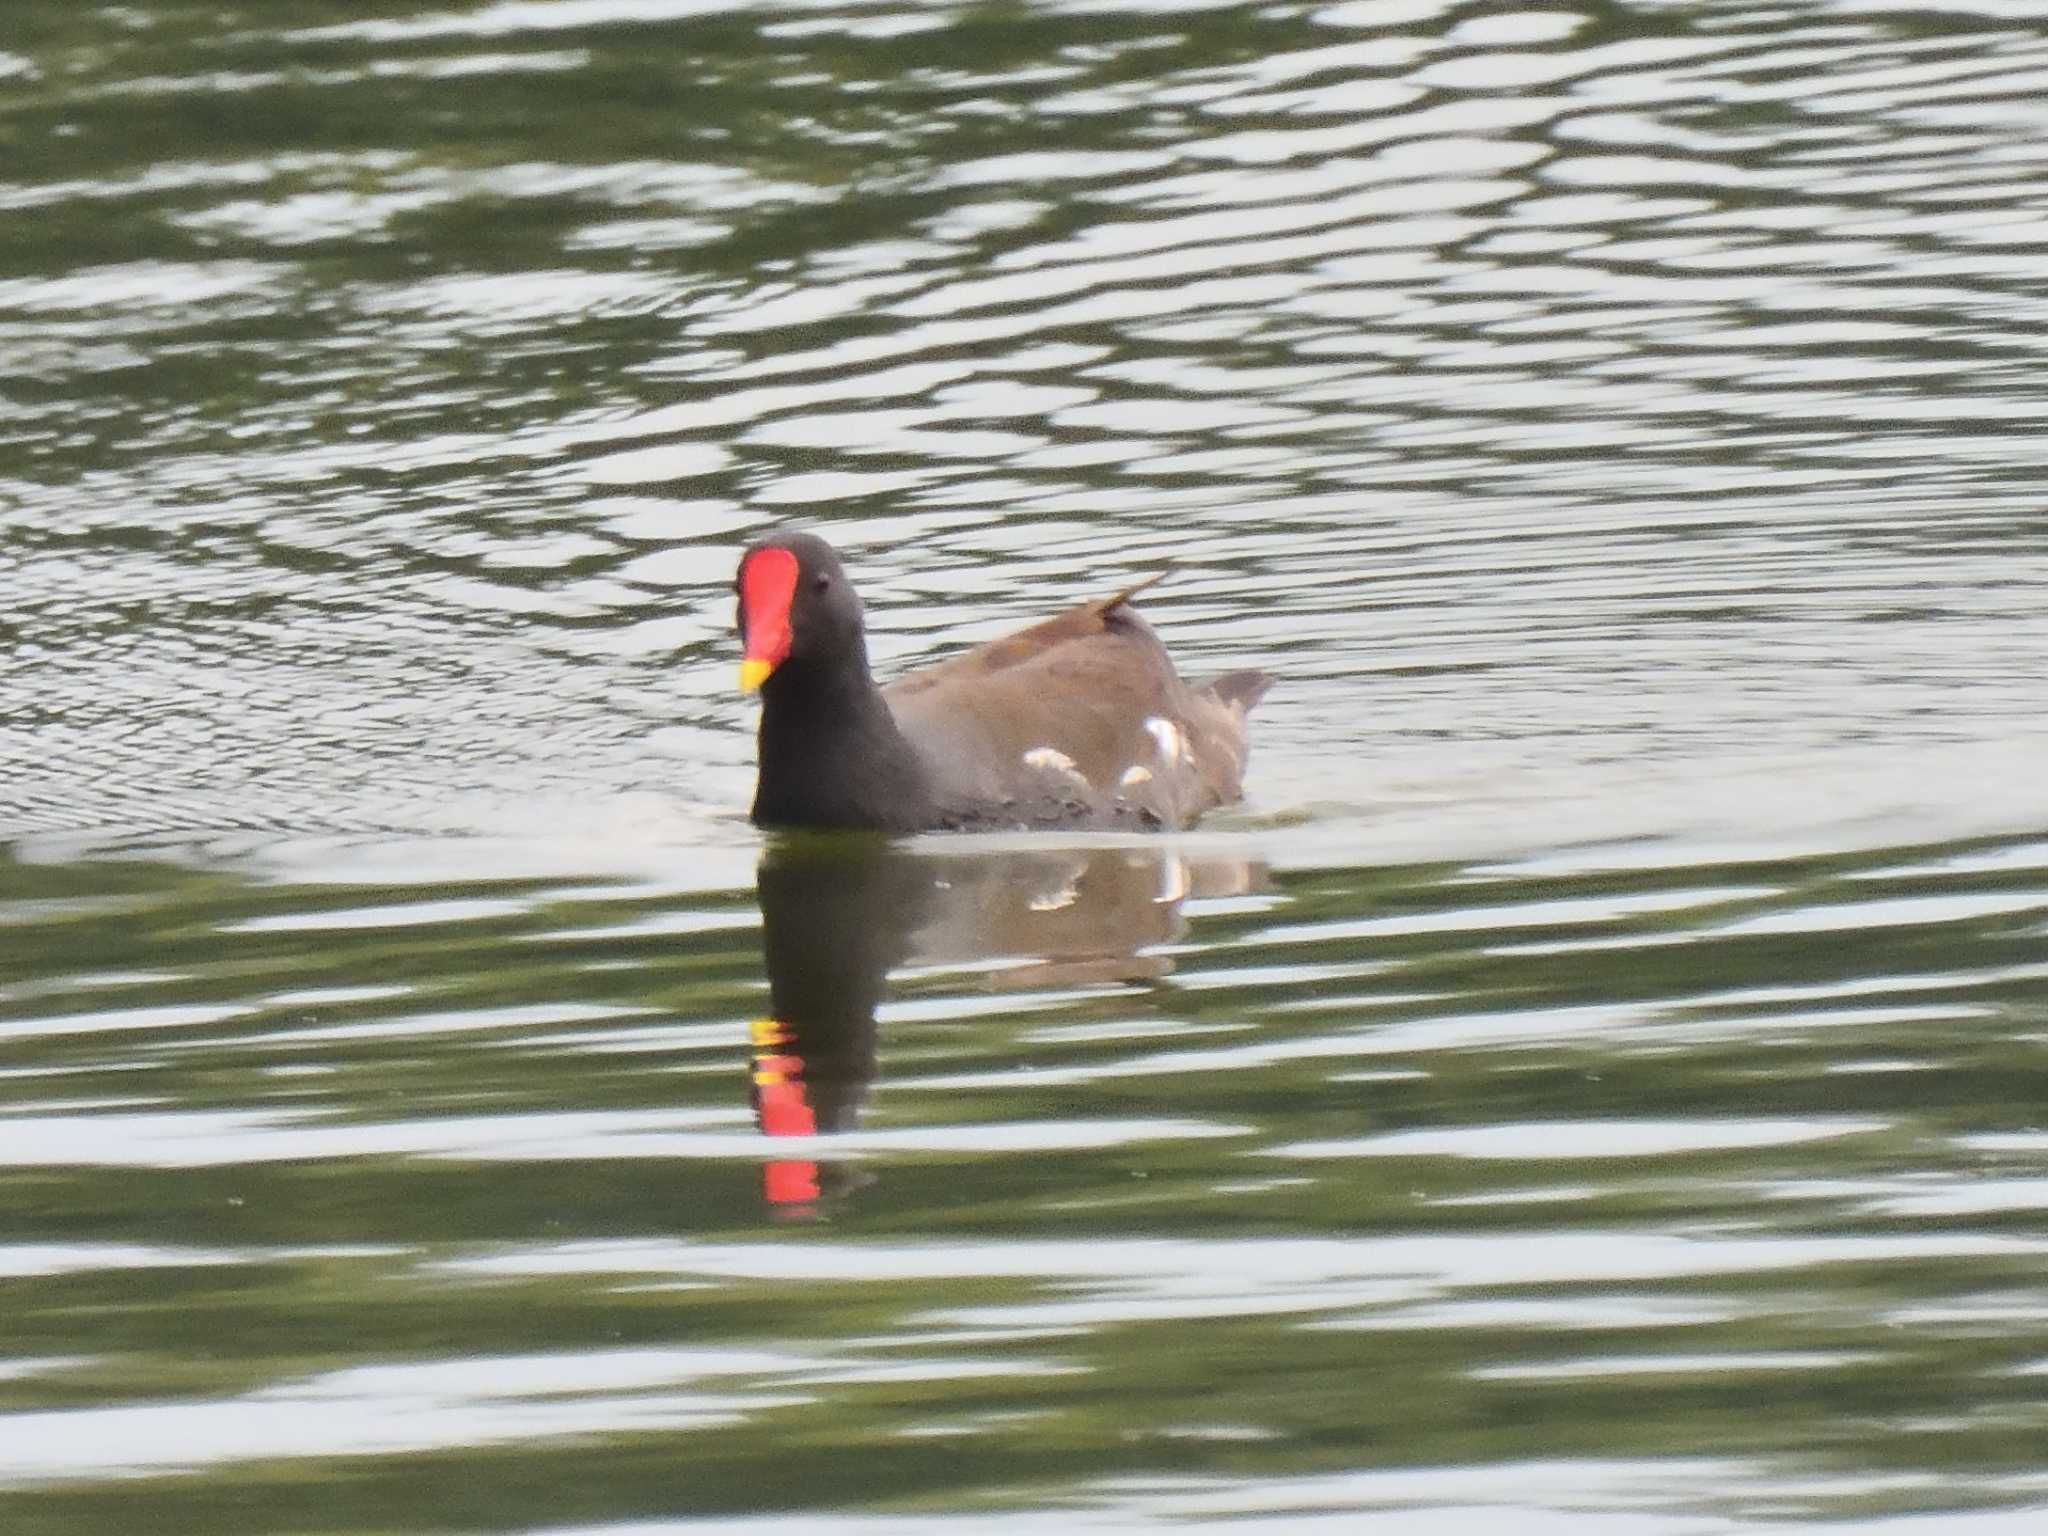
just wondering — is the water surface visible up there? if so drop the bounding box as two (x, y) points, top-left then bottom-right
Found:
(4, 0), (2048, 1530)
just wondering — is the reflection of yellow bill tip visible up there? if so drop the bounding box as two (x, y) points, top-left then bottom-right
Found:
(739, 657), (774, 693)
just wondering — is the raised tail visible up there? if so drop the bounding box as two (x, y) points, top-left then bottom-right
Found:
(1202, 669), (1272, 714)
(1091, 569), (1168, 618)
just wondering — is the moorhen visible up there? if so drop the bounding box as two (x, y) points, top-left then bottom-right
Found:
(734, 532), (1270, 833)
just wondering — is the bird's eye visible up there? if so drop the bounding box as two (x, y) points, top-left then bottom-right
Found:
(813, 574), (832, 593)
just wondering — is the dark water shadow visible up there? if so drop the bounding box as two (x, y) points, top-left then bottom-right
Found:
(749, 835), (1267, 1212)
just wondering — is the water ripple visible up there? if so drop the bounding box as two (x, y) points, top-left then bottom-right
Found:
(6, 4), (2048, 1526)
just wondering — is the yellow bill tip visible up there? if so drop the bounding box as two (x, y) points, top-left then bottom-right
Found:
(739, 657), (775, 693)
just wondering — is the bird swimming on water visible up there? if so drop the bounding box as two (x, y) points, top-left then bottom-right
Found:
(734, 532), (1270, 833)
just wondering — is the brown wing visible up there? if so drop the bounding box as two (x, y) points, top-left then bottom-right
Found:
(884, 572), (1165, 704)
(881, 574), (1265, 828)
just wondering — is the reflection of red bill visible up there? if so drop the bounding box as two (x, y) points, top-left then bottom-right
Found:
(763, 1159), (820, 1204)
(750, 1017), (820, 1203)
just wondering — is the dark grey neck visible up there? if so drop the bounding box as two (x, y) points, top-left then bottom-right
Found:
(751, 654), (936, 833)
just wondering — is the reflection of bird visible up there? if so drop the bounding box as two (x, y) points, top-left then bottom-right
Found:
(749, 840), (924, 1210)
(907, 849), (1253, 991)
(747, 839), (1265, 1209)
(734, 532), (1271, 833)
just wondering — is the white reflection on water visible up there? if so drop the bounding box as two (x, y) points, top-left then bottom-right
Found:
(0, 1348), (815, 1488)
(0, 1244), (259, 1278)
(1858, 1180), (2048, 1218)
(1311, 1295), (1732, 1332)
(1254, 886), (1782, 944)
(517, 1458), (2048, 1535)
(438, 1231), (2048, 1297)
(1470, 1350), (1882, 1380)
(1271, 1116), (1889, 1161)
(1710, 891), (2048, 936)
(220, 897), (533, 932)
(0, 1357), (95, 1383)
(0, 1107), (1240, 1168)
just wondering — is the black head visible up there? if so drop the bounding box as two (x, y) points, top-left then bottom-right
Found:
(736, 532), (868, 692)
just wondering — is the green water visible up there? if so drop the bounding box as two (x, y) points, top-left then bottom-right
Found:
(5, 833), (2048, 1530)
(5, 0), (2048, 1530)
